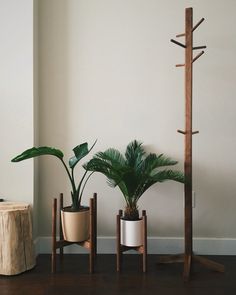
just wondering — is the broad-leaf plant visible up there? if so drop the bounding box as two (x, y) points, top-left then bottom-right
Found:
(12, 141), (96, 211)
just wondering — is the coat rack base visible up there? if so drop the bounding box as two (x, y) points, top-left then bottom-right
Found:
(116, 210), (147, 273)
(51, 193), (97, 274)
(157, 253), (224, 280)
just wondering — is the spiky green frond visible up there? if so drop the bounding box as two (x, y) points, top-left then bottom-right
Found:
(125, 140), (145, 168)
(97, 148), (126, 168)
(85, 140), (184, 220)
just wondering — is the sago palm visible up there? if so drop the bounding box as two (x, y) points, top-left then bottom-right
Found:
(84, 140), (184, 220)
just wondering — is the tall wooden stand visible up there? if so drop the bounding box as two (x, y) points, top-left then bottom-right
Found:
(51, 193), (97, 274)
(158, 7), (224, 281)
(116, 210), (147, 273)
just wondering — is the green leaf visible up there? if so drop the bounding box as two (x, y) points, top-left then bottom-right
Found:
(11, 146), (64, 162)
(125, 140), (144, 168)
(69, 140), (97, 169)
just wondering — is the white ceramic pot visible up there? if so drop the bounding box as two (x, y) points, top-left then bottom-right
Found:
(61, 207), (90, 242)
(120, 219), (143, 247)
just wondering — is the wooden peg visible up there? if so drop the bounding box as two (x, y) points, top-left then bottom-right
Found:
(177, 129), (186, 134)
(170, 39), (186, 48)
(176, 33), (185, 38)
(193, 45), (207, 50)
(192, 51), (204, 63)
(192, 131), (199, 135)
(176, 63), (185, 67)
(192, 18), (205, 32)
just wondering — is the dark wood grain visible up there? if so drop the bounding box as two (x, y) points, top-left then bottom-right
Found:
(184, 7), (193, 271)
(0, 254), (234, 295)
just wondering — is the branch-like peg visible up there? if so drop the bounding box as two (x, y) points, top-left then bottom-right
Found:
(176, 33), (185, 38)
(192, 51), (204, 63)
(193, 45), (207, 50)
(177, 130), (199, 135)
(176, 63), (185, 67)
(177, 129), (186, 135)
(170, 39), (186, 48)
(192, 18), (205, 32)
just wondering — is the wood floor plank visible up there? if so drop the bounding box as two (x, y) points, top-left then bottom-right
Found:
(0, 254), (235, 295)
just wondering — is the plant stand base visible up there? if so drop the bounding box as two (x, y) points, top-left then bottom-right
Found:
(51, 193), (97, 274)
(116, 210), (147, 273)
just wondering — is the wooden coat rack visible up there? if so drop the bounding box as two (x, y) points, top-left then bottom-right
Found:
(159, 7), (224, 281)
(51, 193), (97, 274)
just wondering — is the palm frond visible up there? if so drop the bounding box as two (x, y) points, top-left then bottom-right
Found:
(84, 139), (184, 220)
(151, 170), (185, 183)
(125, 140), (144, 168)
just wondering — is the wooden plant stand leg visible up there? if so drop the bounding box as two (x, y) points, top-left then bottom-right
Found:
(142, 210), (147, 273)
(116, 210), (122, 272)
(89, 196), (95, 274)
(59, 193), (64, 260)
(52, 198), (57, 274)
(93, 193), (97, 259)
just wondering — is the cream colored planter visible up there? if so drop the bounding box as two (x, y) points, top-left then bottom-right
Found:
(61, 208), (90, 242)
(120, 219), (143, 247)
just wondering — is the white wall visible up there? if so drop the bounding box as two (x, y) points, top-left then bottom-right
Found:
(0, 0), (35, 206)
(38, 0), (236, 245)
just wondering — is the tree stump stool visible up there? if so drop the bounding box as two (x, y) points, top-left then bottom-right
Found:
(0, 202), (36, 275)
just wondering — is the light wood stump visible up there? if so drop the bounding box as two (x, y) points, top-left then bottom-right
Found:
(0, 202), (36, 275)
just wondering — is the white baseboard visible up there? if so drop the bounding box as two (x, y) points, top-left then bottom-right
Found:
(34, 236), (236, 256)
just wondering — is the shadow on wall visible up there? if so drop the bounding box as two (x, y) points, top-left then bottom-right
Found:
(38, 0), (72, 235)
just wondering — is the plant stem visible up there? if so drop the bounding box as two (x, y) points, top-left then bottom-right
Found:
(78, 171), (94, 205)
(60, 158), (76, 196)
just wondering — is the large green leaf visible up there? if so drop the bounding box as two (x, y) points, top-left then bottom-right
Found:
(69, 140), (97, 169)
(11, 146), (64, 162)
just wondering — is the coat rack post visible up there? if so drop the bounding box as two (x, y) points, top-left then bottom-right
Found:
(183, 7), (193, 278)
(158, 7), (225, 281)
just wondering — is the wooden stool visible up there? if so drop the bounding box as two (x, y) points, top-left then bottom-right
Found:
(0, 202), (36, 275)
(51, 193), (97, 273)
(116, 210), (147, 273)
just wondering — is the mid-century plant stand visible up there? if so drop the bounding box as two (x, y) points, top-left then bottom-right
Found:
(116, 210), (147, 273)
(51, 193), (97, 274)
(158, 7), (224, 281)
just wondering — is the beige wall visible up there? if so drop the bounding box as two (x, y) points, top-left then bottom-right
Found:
(0, 0), (35, 204)
(38, 0), (236, 240)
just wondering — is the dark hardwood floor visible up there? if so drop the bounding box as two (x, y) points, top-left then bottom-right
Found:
(1, 254), (235, 295)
